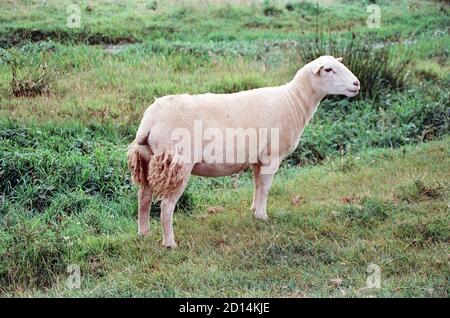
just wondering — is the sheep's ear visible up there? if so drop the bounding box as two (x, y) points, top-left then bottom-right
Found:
(312, 63), (324, 75)
(336, 57), (343, 62)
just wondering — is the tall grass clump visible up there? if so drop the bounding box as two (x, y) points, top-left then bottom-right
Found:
(0, 48), (54, 97)
(263, 0), (283, 16)
(286, 1), (322, 15)
(338, 197), (394, 227)
(394, 179), (447, 203)
(299, 33), (410, 99)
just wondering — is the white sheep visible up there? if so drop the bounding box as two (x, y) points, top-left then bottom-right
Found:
(128, 55), (360, 248)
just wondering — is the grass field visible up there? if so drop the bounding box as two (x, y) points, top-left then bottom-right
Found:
(2, 136), (449, 297)
(0, 0), (449, 297)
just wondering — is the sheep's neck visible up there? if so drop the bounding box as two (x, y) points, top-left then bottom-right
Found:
(285, 69), (324, 133)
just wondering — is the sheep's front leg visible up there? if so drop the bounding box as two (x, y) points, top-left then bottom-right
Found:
(251, 164), (261, 211)
(254, 173), (275, 220)
(138, 183), (152, 235)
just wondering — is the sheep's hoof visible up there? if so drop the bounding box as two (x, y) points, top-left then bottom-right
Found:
(254, 213), (268, 220)
(162, 240), (178, 249)
(138, 229), (150, 236)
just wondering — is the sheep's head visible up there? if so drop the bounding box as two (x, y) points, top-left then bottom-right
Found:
(309, 55), (360, 97)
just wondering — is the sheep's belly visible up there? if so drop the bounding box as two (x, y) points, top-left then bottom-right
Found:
(192, 163), (250, 177)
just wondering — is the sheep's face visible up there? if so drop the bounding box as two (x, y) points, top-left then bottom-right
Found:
(310, 56), (360, 97)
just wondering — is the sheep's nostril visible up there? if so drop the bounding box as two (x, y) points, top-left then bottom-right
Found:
(353, 81), (360, 87)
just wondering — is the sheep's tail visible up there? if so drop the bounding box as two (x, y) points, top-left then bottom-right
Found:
(147, 144), (187, 200)
(127, 140), (152, 186)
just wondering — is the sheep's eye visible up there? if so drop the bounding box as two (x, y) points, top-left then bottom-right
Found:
(324, 68), (333, 73)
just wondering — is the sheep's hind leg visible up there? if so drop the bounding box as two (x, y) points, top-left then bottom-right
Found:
(138, 183), (152, 236)
(250, 164), (262, 211)
(254, 173), (275, 220)
(160, 166), (192, 248)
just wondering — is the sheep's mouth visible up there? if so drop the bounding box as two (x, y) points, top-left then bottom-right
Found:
(345, 88), (359, 96)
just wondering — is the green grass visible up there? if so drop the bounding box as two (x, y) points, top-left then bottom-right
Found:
(1, 0), (447, 46)
(0, 0), (449, 297)
(1, 136), (449, 297)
